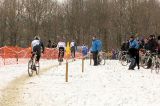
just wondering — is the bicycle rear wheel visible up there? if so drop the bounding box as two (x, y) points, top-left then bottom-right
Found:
(28, 59), (33, 77)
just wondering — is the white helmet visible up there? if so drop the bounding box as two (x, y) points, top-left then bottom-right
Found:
(34, 36), (40, 40)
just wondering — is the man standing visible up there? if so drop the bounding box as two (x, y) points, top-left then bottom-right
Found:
(128, 36), (139, 70)
(91, 36), (99, 66)
(146, 35), (158, 68)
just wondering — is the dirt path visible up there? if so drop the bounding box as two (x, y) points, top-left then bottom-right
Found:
(0, 64), (59, 106)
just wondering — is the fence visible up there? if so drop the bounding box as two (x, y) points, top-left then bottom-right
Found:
(0, 46), (82, 66)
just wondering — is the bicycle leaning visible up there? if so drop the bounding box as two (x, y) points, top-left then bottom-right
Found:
(151, 52), (160, 74)
(119, 51), (130, 66)
(98, 51), (106, 65)
(28, 52), (40, 77)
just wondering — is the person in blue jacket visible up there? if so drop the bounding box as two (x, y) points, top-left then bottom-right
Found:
(82, 44), (88, 57)
(128, 36), (139, 70)
(91, 36), (102, 66)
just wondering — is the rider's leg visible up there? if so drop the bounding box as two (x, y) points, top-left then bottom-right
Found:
(58, 48), (61, 60)
(62, 47), (65, 58)
(35, 46), (41, 62)
(136, 49), (140, 69)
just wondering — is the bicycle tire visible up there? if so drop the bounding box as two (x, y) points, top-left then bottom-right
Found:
(28, 59), (33, 77)
(155, 62), (160, 74)
(36, 62), (40, 75)
(120, 55), (128, 66)
(151, 62), (155, 73)
(141, 58), (148, 69)
(99, 53), (106, 65)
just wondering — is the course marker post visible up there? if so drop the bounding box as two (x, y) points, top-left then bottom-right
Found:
(66, 60), (68, 82)
(3, 46), (6, 65)
(82, 58), (84, 73)
(90, 54), (92, 65)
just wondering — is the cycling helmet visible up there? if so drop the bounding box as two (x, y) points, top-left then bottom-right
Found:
(34, 36), (40, 40)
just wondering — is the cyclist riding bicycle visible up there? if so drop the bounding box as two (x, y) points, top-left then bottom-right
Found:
(57, 38), (66, 62)
(70, 40), (77, 60)
(31, 36), (44, 64)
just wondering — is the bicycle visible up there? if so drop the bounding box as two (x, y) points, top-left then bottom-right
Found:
(119, 51), (130, 66)
(140, 50), (152, 69)
(71, 47), (76, 61)
(98, 51), (106, 65)
(58, 49), (64, 65)
(151, 52), (160, 74)
(28, 52), (40, 77)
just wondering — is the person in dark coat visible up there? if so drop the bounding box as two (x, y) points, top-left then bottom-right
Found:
(47, 40), (52, 48)
(146, 35), (158, 68)
(128, 36), (139, 70)
(147, 35), (157, 53)
(121, 41), (127, 51)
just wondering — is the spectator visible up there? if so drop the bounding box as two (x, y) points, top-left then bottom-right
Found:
(82, 44), (88, 57)
(52, 42), (57, 48)
(91, 36), (102, 66)
(47, 40), (52, 48)
(128, 36), (139, 70)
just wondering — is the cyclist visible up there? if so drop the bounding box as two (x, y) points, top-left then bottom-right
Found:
(31, 36), (45, 64)
(70, 40), (77, 60)
(57, 38), (66, 62)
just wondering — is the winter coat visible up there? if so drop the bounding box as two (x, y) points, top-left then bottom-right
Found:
(148, 39), (157, 52)
(129, 40), (139, 49)
(82, 46), (88, 56)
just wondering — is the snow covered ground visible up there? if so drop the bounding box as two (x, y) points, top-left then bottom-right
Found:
(1, 59), (160, 106)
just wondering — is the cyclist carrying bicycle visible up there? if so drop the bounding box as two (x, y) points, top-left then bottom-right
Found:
(31, 36), (45, 63)
(57, 38), (66, 62)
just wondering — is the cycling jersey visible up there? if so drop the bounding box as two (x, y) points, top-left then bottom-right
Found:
(57, 42), (66, 49)
(70, 42), (75, 47)
(31, 40), (40, 48)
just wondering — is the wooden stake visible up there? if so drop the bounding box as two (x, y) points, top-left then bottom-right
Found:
(90, 54), (92, 65)
(82, 58), (84, 73)
(3, 47), (5, 65)
(66, 61), (68, 82)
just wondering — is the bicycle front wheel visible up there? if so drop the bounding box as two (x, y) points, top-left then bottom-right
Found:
(28, 60), (33, 77)
(155, 62), (160, 74)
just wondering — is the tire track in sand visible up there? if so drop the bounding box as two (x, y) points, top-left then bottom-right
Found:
(0, 64), (59, 106)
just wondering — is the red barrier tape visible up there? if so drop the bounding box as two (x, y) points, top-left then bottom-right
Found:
(0, 46), (82, 66)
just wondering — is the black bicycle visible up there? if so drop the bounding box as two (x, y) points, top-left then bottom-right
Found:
(28, 52), (40, 77)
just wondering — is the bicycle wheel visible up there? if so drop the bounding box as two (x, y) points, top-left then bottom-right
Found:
(151, 61), (155, 73)
(36, 62), (40, 75)
(28, 59), (33, 77)
(155, 62), (160, 74)
(99, 57), (106, 65)
(141, 58), (148, 69)
(120, 55), (128, 66)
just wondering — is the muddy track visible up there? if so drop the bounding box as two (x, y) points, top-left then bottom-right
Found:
(0, 64), (59, 106)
